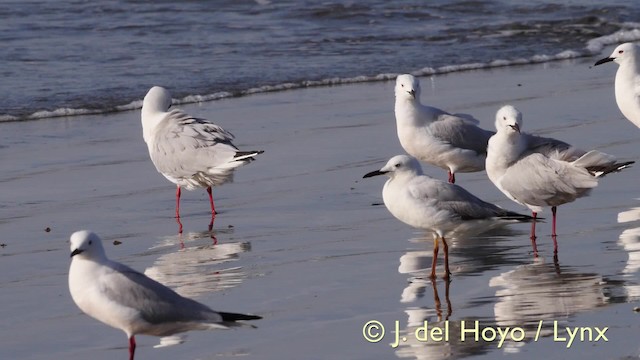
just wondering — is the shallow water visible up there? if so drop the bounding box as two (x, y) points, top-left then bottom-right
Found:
(2, 0), (640, 120)
(0, 55), (639, 359)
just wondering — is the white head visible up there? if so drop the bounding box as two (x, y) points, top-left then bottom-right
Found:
(395, 74), (421, 101)
(69, 230), (107, 261)
(363, 154), (424, 179)
(494, 105), (523, 135)
(142, 86), (173, 114)
(595, 42), (639, 67)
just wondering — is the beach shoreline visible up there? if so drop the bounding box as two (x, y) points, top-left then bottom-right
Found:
(1, 54), (640, 359)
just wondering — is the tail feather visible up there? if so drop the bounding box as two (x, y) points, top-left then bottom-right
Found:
(571, 150), (616, 168)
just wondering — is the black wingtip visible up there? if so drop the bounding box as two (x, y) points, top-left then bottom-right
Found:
(593, 160), (635, 177)
(500, 212), (544, 223)
(219, 312), (262, 322)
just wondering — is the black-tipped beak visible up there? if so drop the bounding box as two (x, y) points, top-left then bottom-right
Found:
(70, 248), (84, 258)
(363, 169), (387, 178)
(509, 123), (520, 133)
(408, 90), (416, 99)
(594, 57), (614, 66)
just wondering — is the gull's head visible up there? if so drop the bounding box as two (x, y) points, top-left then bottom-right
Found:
(495, 105), (522, 134)
(363, 155), (423, 179)
(594, 42), (638, 67)
(395, 74), (420, 101)
(143, 86), (172, 114)
(69, 230), (107, 260)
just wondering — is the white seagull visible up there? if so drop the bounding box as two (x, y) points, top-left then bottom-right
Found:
(594, 42), (640, 128)
(485, 105), (634, 253)
(394, 74), (494, 183)
(363, 155), (534, 279)
(141, 86), (263, 218)
(68, 230), (261, 360)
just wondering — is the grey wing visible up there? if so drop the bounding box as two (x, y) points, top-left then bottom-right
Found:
(101, 262), (222, 324)
(409, 178), (504, 220)
(150, 110), (239, 178)
(523, 133), (585, 161)
(428, 114), (494, 154)
(451, 112), (480, 125)
(498, 153), (596, 206)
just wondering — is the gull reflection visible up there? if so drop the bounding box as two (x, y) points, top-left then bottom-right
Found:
(141, 227), (251, 349)
(617, 203), (640, 299)
(396, 246), (496, 359)
(489, 258), (608, 353)
(144, 228), (251, 299)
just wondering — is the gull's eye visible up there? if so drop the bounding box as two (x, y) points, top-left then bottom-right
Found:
(401, 84), (404, 87)
(394, 163), (401, 168)
(88, 240), (92, 245)
(503, 116), (507, 120)
(619, 50), (624, 54)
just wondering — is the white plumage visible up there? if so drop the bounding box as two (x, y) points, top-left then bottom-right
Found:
(141, 86), (262, 218)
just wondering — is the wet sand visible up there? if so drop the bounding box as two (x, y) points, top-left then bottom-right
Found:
(1, 53), (640, 359)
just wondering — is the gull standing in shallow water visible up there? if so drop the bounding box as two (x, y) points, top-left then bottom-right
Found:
(363, 155), (535, 279)
(594, 42), (640, 128)
(394, 74), (494, 183)
(141, 86), (263, 220)
(68, 230), (261, 360)
(486, 105), (634, 254)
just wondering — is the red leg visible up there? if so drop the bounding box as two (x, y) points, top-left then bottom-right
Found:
(530, 212), (538, 257)
(430, 237), (439, 280)
(208, 214), (218, 245)
(444, 278), (452, 319)
(206, 187), (217, 215)
(551, 206), (558, 253)
(447, 171), (455, 184)
(175, 186), (181, 219)
(442, 237), (451, 280)
(176, 216), (183, 235)
(431, 280), (442, 320)
(129, 336), (136, 360)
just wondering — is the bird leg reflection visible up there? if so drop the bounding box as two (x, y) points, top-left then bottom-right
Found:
(431, 278), (453, 321)
(553, 252), (560, 274)
(176, 215), (183, 235)
(208, 214), (218, 245)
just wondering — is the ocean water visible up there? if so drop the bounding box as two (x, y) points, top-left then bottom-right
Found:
(1, 0), (640, 121)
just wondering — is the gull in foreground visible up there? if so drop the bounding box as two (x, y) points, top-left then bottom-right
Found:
(364, 155), (535, 279)
(594, 42), (640, 128)
(141, 86), (263, 219)
(486, 105), (634, 254)
(68, 230), (261, 360)
(394, 74), (494, 183)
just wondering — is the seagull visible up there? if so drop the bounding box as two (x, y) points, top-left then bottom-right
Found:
(594, 42), (640, 128)
(141, 86), (263, 219)
(394, 74), (494, 183)
(68, 230), (261, 360)
(485, 105), (634, 253)
(363, 155), (535, 279)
